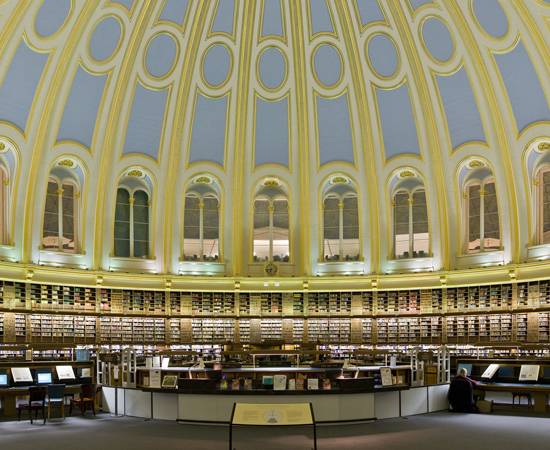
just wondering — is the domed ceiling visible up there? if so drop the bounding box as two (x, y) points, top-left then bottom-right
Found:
(0, 0), (549, 282)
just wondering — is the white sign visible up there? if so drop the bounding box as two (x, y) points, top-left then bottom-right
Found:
(380, 367), (393, 386)
(519, 365), (540, 382)
(11, 367), (32, 383)
(481, 364), (500, 379)
(56, 365), (76, 380)
(273, 375), (287, 391)
(149, 369), (162, 389)
(232, 403), (313, 426)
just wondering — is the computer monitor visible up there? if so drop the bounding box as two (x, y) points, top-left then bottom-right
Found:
(0, 373), (8, 387)
(457, 363), (473, 376)
(37, 372), (52, 385)
(498, 366), (515, 379)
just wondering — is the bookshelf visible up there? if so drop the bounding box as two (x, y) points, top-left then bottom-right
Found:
(1, 279), (550, 347)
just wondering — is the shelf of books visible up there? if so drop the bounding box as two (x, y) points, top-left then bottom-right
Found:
(1, 279), (550, 346)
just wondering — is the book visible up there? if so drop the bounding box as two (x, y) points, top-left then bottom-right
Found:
(380, 367), (393, 386)
(231, 378), (241, 390)
(322, 378), (331, 390)
(481, 364), (500, 379)
(296, 376), (305, 390)
(288, 378), (296, 390)
(243, 379), (253, 390)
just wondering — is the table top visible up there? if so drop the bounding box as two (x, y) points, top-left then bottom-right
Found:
(476, 382), (550, 392)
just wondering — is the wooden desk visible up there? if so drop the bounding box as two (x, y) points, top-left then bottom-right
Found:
(0, 385), (83, 417)
(476, 383), (550, 414)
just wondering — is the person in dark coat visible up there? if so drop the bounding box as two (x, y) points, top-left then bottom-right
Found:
(448, 368), (477, 412)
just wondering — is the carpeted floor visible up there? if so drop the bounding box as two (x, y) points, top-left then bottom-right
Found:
(1, 412), (549, 450)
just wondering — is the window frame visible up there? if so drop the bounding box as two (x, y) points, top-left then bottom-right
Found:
(182, 190), (220, 262)
(464, 176), (501, 254)
(113, 186), (151, 259)
(392, 187), (430, 260)
(41, 177), (79, 253)
(322, 190), (360, 262)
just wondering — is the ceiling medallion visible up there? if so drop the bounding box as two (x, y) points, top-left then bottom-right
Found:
(127, 169), (144, 178)
(264, 261), (278, 276)
(399, 170), (415, 178)
(58, 159), (75, 168)
(538, 142), (550, 152)
(263, 178), (280, 187)
(468, 159), (484, 169)
(194, 175), (212, 184)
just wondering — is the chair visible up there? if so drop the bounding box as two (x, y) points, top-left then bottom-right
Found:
(69, 384), (97, 416)
(512, 392), (532, 407)
(46, 384), (66, 420)
(17, 386), (46, 424)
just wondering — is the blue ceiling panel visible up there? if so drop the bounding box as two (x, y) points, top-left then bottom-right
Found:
(317, 93), (354, 165)
(90, 16), (121, 62)
(123, 83), (168, 159)
(159, 0), (189, 26)
(436, 67), (485, 149)
(0, 40), (48, 133)
(35, 0), (71, 37)
(495, 41), (550, 132)
(261, 0), (284, 37)
(422, 17), (454, 63)
(376, 84), (420, 159)
(189, 93), (227, 166)
(146, 33), (177, 78)
(255, 97), (288, 167)
(212, 0), (235, 34)
(473, 0), (508, 38)
(57, 66), (107, 148)
(355, 0), (384, 26)
(309, 0), (333, 34)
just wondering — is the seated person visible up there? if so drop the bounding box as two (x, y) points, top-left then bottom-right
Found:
(448, 368), (477, 413)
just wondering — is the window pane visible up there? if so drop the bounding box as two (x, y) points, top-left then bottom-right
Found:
(253, 199), (270, 261)
(61, 184), (75, 251)
(323, 197), (339, 240)
(273, 199), (289, 261)
(412, 190), (428, 257)
(42, 181), (59, 249)
(543, 171), (550, 243)
(183, 239), (201, 261)
(468, 184), (481, 251)
(394, 192), (409, 258)
(114, 188), (130, 257)
(133, 191), (149, 258)
(183, 196), (200, 240)
(483, 182), (500, 250)
(342, 197), (359, 260)
(203, 197), (219, 240)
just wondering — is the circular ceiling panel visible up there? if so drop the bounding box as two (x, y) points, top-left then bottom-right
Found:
(145, 33), (178, 79)
(313, 44), (342, 88)
(421, 17), (455, 63)
(202, 43), (232, 88)
(258, 47), (286, 91)
(367, 34), (399, 78)
(35, 0), (71, 37)
(89, 16), (122, 62)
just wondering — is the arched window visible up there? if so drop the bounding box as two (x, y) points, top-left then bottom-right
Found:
(0, 165), (7, 245)
(536, 167), (550, 244)
(253, 180), (289, 262)
(322, 178), (359, 261)
(465, 177), (500, 253)
(42, 178), (78, 252)
(393, 189), (429, 259)
(183, 178), (220, 261)
(114, 187), (150, 258)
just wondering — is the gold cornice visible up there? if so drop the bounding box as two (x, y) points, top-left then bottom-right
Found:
(22, 1), (98, 264)
(288, 1), (311, 276)
(335, 1), (384, 272)
(92, 1), (156, 269)
(387, 0), (450, 269)
(162, 3), (210, 274)
(444, 0), (521, 264)
(230, 0), (256, 276)
(2, 260), (550, 292)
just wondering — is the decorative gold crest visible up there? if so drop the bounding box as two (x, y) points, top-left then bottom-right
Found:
(128, 169), (144, 177)
(58, 159), (75, 168)
(264, 262), (278, 276)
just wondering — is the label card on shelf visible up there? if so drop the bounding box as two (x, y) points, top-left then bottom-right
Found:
(519, 365), (540, 382)
(481, 364), (500, 379)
